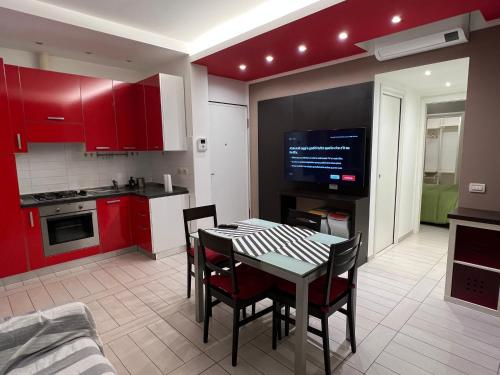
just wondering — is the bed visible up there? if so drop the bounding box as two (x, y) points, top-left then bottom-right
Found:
(420, 183), (459, 224)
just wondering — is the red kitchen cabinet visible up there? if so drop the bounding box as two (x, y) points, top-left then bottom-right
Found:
(0, 58), (14, 154)
(19, 67), (85, 143)
(97, 196), (133, 253)
(5, 65), (27, 153)
(131, 196), (152, 252)
(81, 77), (118, 152)
(21, 208), (45, 270)
(142, 75), (164, 151)
(113, 81), (148, 151)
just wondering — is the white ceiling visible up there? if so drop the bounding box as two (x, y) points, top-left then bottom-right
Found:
(378, 58), (470, 96)
(38, 0), (266, 42)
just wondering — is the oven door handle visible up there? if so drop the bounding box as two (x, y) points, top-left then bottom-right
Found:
(106, 200), (121, 204)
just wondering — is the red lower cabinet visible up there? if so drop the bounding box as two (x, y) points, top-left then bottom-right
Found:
(0, 155), (29, 278)
(97, 196), (133, 253)
(21, 207), (45, 270)
(131, 196), (152, 252)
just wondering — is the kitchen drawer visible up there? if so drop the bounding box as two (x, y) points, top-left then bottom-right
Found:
(451, 263), (499, 310)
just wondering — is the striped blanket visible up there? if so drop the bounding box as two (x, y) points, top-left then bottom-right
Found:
(0, 302), (116, 375)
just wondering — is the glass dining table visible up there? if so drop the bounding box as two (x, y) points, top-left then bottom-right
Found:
(190, 218), (355, 375)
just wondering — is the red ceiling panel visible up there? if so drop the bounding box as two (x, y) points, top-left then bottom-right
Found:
(193, 0), (500, 81)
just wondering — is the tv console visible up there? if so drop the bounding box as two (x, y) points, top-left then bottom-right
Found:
(280, 189), (369, 265)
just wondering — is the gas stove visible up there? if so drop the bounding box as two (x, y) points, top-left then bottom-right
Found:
(33, 190), (87, 202)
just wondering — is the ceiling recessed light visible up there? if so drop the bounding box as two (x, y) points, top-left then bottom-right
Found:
(265, 55), (274, 63)
(424, 70), (432, 76)
(35, 41), (44, 45)
(239, 64), (247, 71)
(391, 15), (402, 24)
(445, 82), (451, 87)
(298, 44), (307, 53)
(338, 31), (348, 40)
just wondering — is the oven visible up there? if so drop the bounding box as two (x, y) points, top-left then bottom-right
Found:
(39, 201), (100, 256)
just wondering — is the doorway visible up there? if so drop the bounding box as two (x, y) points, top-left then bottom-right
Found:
(208, 102), (250, 224)
(370, 58), (470, 257)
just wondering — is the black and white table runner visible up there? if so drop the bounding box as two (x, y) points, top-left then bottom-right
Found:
(207, 221), (267, 238)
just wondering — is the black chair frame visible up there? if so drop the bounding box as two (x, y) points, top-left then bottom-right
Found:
(272, 232), (362, 375)
(199, 229), (273, 367)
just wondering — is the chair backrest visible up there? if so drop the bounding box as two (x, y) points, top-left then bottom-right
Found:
(183, 205), (218, 250)
(287, 209), (322, 232)
(323, 232), (362, 306)
(198, 229), (238, 295)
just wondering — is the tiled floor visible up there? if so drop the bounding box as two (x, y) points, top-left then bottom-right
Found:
(1, 225), (500, 374)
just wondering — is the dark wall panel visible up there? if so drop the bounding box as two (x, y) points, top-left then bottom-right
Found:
(258, 82), (374, 221)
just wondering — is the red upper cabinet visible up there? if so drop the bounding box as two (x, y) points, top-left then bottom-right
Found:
(97, 196), (133, 252)
(81, 77), (118, 152)
(0, 58), (13, 154)
(19, 67), (85, 143)
(113, 81), (148, 151)
(5, 65), (27, 153)
(142, 75), (163, 151)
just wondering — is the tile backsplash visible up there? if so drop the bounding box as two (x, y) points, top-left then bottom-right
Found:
(15, 144), (154, 194)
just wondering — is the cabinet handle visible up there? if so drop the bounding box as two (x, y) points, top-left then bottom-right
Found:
(96, 146), (111, 150)
(47, 116), (65, 121)
(123, 146), (136, 150)
(29, 211), (34, 228)
(106, 200), (121, 204)
(16, 134), (22, 150)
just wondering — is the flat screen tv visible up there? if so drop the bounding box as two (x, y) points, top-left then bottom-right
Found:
(284, 128), (367, 190)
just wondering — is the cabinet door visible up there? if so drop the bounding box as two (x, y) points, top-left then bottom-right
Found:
(19, 67), (85, 142)
(97, 196), (133, 252)
(82, 77), (118, 151)
(22, 208), (45, 270)
(5, 65), (27, 152)
(113, 81), (148, 151)
(0, 155), (29, 278)
(131, 197), (152, 252)
(143, 75), (163, 151)
(0, 58), (14, 154)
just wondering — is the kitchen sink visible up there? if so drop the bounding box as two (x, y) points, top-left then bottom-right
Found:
(85, 187), (120, 194)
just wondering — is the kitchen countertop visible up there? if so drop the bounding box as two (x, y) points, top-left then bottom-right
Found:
(20, 183), (189, 208)
(448, 207), (500, 226)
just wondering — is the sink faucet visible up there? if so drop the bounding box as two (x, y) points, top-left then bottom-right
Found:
(112, 180), (119, 190)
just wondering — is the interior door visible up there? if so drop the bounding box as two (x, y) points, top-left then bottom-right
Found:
(209, 102), (249, 224)
(374, 93), (402, 253)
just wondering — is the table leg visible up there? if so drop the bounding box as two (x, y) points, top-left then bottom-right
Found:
(194, 238), (204, 323)
(346, 275), (357, 341)
(295, 278), (308, 375)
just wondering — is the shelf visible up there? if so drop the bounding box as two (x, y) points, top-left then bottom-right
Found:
(453, 260), (500, 274)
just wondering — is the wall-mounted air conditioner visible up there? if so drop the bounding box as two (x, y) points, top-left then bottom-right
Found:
(375, 28), (468, 61)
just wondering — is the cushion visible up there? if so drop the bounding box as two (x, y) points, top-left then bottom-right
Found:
(208, 264), (274, 300)
(277, 275), (352, 307)
(187, 246), (227, 264)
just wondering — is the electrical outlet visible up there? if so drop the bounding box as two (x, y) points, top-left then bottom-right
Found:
(177, 167), (188, 176)
(469, 183), (486, 193)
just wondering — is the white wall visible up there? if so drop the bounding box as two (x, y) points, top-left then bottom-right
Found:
(208, 75), (248, 106)
(16, 144), (153, 194)
(0, 46), (147, 82)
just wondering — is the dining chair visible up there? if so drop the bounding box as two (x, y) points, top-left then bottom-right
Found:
(271, 232), (362, 375)
(199, 229), (275, 366)
(286, 209), (322, 231)
(183, 205), (227, 298)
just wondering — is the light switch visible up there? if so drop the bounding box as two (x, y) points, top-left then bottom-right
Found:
(469, 183), (486, 193)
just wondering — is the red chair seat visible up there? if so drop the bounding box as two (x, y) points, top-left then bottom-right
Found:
(277, 276), (352, 307)
(187, 246), (227, 264)
(208, 264), (274, 300)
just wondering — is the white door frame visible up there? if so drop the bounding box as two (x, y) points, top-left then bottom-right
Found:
(369, 78), (406, 258)
(412, 92), (467, 233)
(208, 101), (251, 219)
